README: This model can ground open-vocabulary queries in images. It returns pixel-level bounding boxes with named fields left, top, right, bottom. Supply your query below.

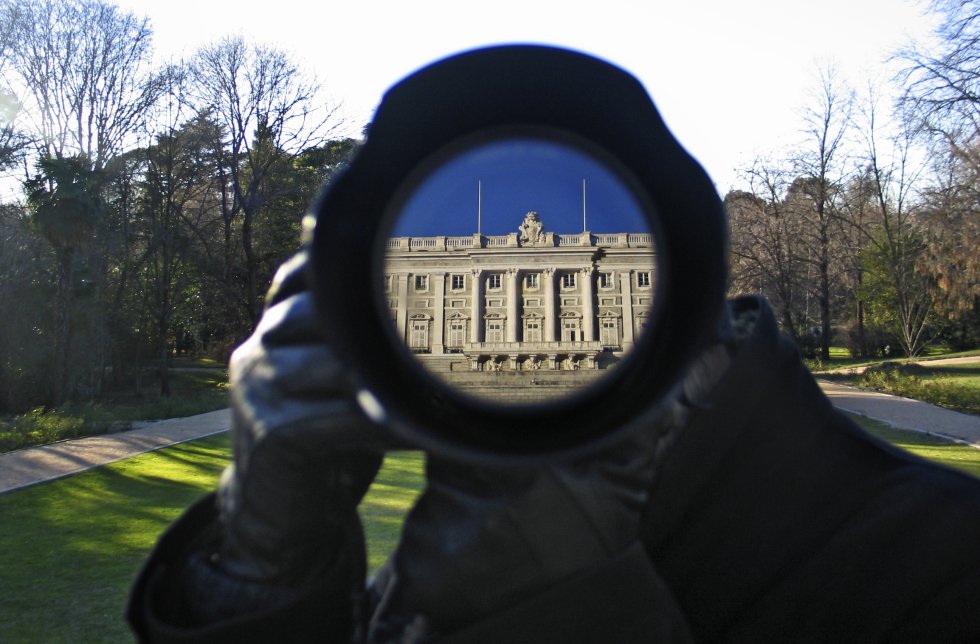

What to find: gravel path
left=818, top=355, right=980, bottom=375
left=817, top=380, right=980, bottom=448
left=0, top=409, right=230, bottom=495
left=2, top=371, right=979, bottom=496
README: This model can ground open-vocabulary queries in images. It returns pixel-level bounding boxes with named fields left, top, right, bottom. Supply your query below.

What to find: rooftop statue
left=518, top=211, right=545, bottom=246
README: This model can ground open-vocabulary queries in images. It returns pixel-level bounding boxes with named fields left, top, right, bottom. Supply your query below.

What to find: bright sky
left=392, top=138, right=649, bottom=237
left=113, top=0, right=939, bottom=195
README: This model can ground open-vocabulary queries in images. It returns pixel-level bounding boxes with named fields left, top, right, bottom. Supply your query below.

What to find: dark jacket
left=128, top=297, right=980, bottom=642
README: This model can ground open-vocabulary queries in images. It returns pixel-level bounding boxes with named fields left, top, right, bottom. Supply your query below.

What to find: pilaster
left=543, top=267, right=556, bottom=342
left=396, top=274, right=409, bottom=344
left=581, top=266, right=595, bottom=342
left=470, top=268, right=484, bottom=342
left=620, top=271, right=634, bottom=350
left=506, top=268, right=520, bottom=342
left=432, top=273, right=446, bottom=354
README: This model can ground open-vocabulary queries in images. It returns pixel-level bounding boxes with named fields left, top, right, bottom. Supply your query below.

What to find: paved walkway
left=2, top=378, right=979, bottom=495
left=817, top=380, right=980, bottom=448
left=0, top=409, right=230, bottom=495
left=819, top=354, right=980, bottom=375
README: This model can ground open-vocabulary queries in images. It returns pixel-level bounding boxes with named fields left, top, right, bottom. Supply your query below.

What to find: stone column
left=506, top=268, right=520, bottom=343
left=581, top=266, right=595, bottom=342
left=432, top=273, right=446, bottom=354
left=470, top=268, right=483, bottom=343
left=620, top=271, right=634, bottom=350
left=543, top=267, right=556, bottom=342
left=396, top=274, right=410, bottom=345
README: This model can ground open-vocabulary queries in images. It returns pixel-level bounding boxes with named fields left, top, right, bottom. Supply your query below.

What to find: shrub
left=840, top=322, right=902, bottom=359
left=857, top=363, right=979, bottom=415
left=0, top=408, right=94, bottom=452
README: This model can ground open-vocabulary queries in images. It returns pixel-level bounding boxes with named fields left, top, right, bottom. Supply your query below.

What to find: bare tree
left=897, top=0, right=980, bottom=349
left=0, top=15, right=26, bottom=171
left=897, top=0, right=980, bottom=168
left=0, top=0, right=166, bottom=169
left=793, top=66, right=854, bottom=360
left=1, top=0, right=167, bottom=402
left=726, top=160, right=809, bottom=343
left=0, top=90, right=28, bottom=171
left=835, top=168, right=880, bottom=356
left=917, top=140, right=980, bottom=348
left=137, top=91, right=225, bottom=396
left=189, top=36, right=343, bottom=327
left=0, top=2, right=11, bottom=158
left=852, top=86, right=933, bottom=357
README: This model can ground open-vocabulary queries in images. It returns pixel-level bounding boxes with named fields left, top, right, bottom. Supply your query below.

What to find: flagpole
left=582, top=178, right=587, bottom=233
left=478, top=179, right=482, bottom=236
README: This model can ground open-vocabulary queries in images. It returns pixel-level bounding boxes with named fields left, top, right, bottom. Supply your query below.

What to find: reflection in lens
left=383, top=138, right=657, bottom=405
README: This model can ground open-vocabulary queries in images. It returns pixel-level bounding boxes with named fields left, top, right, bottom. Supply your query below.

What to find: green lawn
left=1, top=423, right=977, bottom=642
left=360, top=452, right=426, bottom=572
left=848, top=413, right=980, bottom=479
left=0, top=437, right=421, bottom=643
left=920, top=362, right=980, bottom=387
left=809, top=346, right=980, bottom=373
left=0, top=434, right=231, bottom=643
left=820, top=361, right=980, bottom=416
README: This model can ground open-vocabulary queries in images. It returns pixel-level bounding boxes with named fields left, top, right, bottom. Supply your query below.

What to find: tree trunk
left=242, top=209, right=259, bottom=329
left=818, top=222, right=832, bottom=362
left=856, top=299, right=867, bottom=357
left=159, top=311, right=171, bottom=397
left=51, top=249, right=74, bottom=406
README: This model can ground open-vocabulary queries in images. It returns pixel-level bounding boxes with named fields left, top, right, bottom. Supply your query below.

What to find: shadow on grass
left=847, top=414, right=980, bottom=479
left=360, top=451, right=425, bottom=574
left=920, top=363, right=980, bottom=383
left=0, top=434, right=231, bottom=642
left=0, top=437, right=426, bottom=641
left=138, top=442, right=231, bottom=472
left=1, top=420, right=975, bottom=641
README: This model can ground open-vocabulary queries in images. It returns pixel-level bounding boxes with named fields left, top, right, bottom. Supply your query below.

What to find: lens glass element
left=382, top=137, right=657, bottom=405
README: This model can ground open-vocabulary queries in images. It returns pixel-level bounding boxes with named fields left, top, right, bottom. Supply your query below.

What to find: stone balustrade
left=387, top=231, right=653, bottom=252
left=464, top=340, right=602, bottom=353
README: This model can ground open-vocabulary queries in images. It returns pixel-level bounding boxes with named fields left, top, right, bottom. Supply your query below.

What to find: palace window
left=486, top=319, right=504, bottom=343
left=561, top=273, right=576, bottom=289
left=599, top=272, right=614, bottom=289
left=414, top=275, right=429, bottom=291
left=409, top=320, right=429, bottom=352
left=636, top=271, right=651, bottom=288
left=524, top=319, right=542, bottom=343
left=562, top=319, right=581, bottom=342
left=525, top=273, right=539, bottom=289
left=447, top=319, right=466, bottom=350
left=451, top=274, right=465, bottom=290
left=487, top=274, right=502, bottom=290
left=600, top=319, right=619, bottom=348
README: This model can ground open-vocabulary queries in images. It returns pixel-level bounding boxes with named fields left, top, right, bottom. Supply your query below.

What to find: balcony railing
left=462, top=340, right=602, bottom=353
left=387, top=232, right=653, bottom=252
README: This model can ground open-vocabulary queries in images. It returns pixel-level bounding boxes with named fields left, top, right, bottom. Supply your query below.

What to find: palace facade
left=384, top=212, right=656, bottom=384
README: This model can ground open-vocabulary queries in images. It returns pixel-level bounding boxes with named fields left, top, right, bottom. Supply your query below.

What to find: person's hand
left=366, top=332, right=733, bottom=642
left=181, top=252, right=389, bottom=624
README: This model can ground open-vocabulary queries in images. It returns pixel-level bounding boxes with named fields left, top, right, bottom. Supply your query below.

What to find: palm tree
left=25, top=155, right=104, bottom=405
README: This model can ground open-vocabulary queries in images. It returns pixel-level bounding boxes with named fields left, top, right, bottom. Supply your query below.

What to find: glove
left=179, top=252, right=389, bottom=627
left=366, top=324, right=734, bottom=642
left=367, top=444, right=656, bottom=642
